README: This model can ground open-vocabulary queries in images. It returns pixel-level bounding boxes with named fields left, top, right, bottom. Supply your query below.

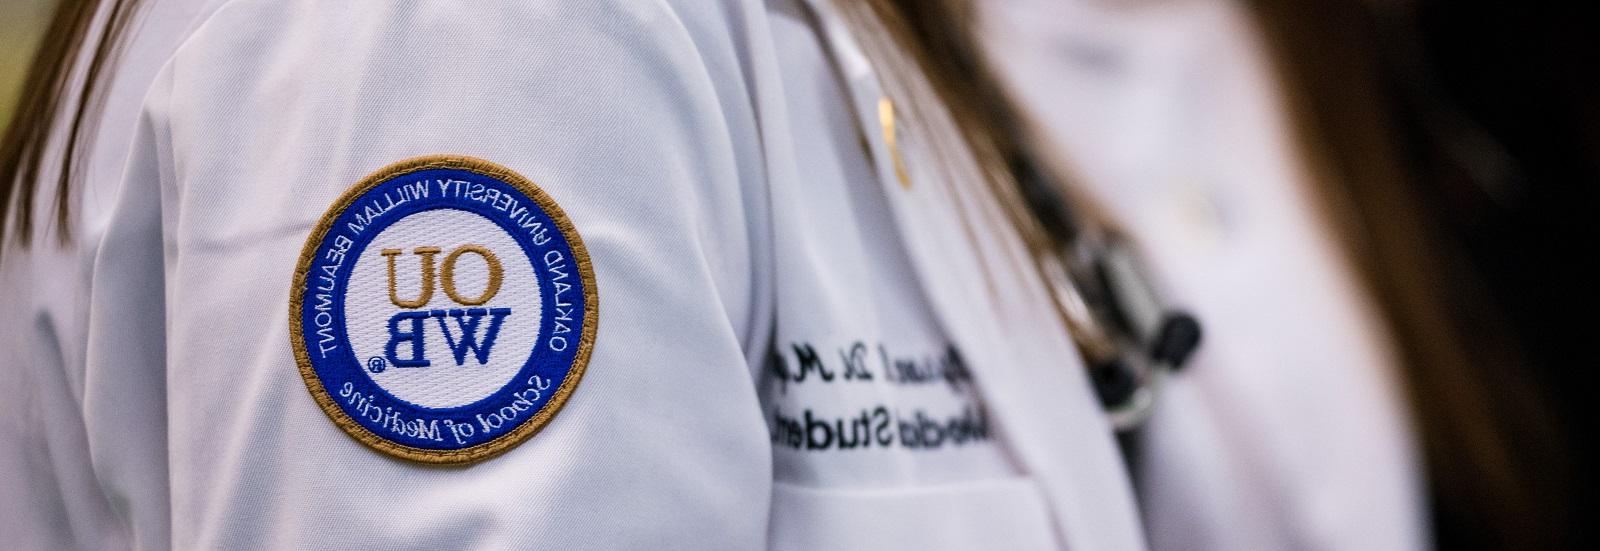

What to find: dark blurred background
left=1386, top=1, right=1596, bottom=545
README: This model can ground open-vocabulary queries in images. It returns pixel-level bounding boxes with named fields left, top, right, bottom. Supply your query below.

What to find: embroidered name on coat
left=290, top=155, right=597, bottom=464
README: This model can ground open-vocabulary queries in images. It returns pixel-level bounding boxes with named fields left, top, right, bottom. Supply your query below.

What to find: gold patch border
left=288, top=154, right=600, bottom=465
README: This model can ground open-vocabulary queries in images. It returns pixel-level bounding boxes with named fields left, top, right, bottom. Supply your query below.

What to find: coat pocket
left=768, top=478, right=1059, bottom=550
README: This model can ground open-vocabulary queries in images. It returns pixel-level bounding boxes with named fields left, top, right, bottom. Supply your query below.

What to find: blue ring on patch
left=290, top=156, right=596, bottom=464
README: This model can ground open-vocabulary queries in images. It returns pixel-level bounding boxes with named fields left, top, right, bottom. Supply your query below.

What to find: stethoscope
left=1015, top=154, right=1202, bottom=430
left=803, top=0, right=1201, bottom=431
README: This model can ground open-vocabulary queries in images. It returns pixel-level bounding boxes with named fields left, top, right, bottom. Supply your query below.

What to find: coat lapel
left=803, top=2, right=1149, bottom=548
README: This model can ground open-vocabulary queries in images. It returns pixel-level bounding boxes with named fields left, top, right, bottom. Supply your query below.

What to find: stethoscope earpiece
left=1151, top=312, right=1202, bottom=370
left=1028, top=156, right=1201, bottom=431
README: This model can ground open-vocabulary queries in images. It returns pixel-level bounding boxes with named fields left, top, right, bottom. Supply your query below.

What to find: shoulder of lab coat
left=87, top=1, right=775, bottom=548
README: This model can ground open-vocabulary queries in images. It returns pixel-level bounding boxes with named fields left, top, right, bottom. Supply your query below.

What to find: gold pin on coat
left=879, top=97, right=912, bottom=189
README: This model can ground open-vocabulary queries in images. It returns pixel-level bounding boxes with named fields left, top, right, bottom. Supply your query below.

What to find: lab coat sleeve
left=86, top=1, right=773, bottom=549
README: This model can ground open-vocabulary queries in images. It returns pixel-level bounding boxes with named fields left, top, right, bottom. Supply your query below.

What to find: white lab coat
left=980, top=0, right=1429, bottom=550
left=2, top=0, right=1144, bottom=549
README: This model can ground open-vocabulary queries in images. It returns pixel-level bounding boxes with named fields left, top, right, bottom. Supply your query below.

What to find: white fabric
left=768, top=480, right=1058, bottom=551
left=1, top=0, right=1149, bottom=549
left=981, top=0, right=1429, bottom=550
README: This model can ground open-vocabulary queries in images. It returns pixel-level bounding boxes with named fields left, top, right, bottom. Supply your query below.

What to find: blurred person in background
left=983, top=0, right=1428, bottom=548
left=980, top=0, right=1589, bottom=549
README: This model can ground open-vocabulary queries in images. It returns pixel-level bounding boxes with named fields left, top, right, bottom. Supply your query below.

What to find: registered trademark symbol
left=367, top=356, right=387, bottom=374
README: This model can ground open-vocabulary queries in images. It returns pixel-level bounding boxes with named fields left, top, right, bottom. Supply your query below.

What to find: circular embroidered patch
left=290, top=155, right=597, bottom=464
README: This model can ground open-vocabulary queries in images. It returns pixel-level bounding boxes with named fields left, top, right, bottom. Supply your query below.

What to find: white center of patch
left=342, top=208, right=542, bottom=409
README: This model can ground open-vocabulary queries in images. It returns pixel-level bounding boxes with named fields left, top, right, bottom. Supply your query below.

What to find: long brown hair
left=0, top=0, right=139, bottom=250
left=848, top=0, right=1056, bottom=255
left=859, top=0, right=1571, bottom=547
left=1248, top=1, right=1575, bottom=547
